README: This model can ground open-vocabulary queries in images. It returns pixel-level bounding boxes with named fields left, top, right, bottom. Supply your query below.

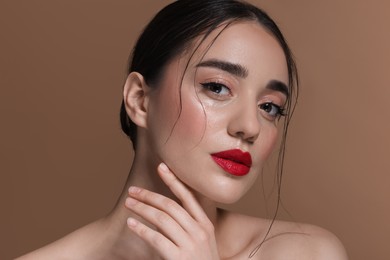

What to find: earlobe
left=123, top=72, right=150, bottom=128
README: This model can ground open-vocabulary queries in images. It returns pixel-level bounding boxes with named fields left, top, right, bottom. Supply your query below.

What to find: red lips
left=211, top=149, right=252, bottom=176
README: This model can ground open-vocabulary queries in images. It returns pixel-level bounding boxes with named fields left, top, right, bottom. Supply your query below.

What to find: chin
left=214, top=195, right=243, bottom=205
left=210, top=195, right=245, bottom=206
left=198, top=182, right=250, bottom=205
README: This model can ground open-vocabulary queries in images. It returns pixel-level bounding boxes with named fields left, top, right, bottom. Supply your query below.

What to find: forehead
left=185, top=21, right=289, bottom=85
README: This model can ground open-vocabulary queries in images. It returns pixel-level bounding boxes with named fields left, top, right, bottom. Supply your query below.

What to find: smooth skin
left=17, top=22, right=348, bottom=260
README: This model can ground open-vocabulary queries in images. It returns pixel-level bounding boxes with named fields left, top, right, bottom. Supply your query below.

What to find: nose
left=227, top=103, right=261, bottom=143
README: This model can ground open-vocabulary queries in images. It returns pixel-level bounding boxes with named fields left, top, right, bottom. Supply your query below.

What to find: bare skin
left=17, top=165, right=347, bottom=260
left=17, top=22, right=348, bottom=260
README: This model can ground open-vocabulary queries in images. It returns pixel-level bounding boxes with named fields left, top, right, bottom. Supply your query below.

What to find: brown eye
left=259, top=102, right=285, bottom=118
left=200, top=82, right=230, bottom=95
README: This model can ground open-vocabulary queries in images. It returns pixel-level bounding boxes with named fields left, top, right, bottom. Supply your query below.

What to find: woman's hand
left=124, top=163, right=220, bottom=260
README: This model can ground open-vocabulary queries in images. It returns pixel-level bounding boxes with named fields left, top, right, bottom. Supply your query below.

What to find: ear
left=123, top=72, right=150, bottom=129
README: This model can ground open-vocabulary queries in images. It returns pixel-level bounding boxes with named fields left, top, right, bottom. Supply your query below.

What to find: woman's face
left=145, top=21, right=289, bottom=204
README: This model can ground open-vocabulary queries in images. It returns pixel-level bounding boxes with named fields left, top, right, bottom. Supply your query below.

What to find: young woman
left=18, top=0, right=348, bottom=259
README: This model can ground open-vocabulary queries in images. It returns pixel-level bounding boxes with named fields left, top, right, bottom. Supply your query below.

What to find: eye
left=259, top=102, right=286, bottom=119
left=200, top=82, right=231, bottom=96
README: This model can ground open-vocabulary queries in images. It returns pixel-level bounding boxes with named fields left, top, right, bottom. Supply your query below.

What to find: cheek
left=156, top=97, right=208, bottom=183
left=170, top=95, right=207, bottom=147
left=259, top=128, right=279, bottom=160
left=148, top=84, right=207, bottom=153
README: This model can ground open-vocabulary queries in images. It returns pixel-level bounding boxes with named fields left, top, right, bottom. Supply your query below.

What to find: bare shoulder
left=299, top=223, right=348, bottom=259
left=15, top=220, right=107, bottom=260
left=261, top=220, right=348, bottom=260
left=16, top=235, right=77, bottom=260
left=16, top=240, right=70, bottom=260
left=16, top=230, right=89, bottom=260
left=219, top=210, right=348, bottom=260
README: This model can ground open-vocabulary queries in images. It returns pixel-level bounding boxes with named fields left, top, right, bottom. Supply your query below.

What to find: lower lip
left=211, top=156, right=250, bottom=176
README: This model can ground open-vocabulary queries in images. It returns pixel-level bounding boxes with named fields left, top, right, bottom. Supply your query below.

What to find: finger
left=157, top=163, right=212, bottom=225
left=127, top=217, right=178, bottom=259
left=125, top=196, right=189, bottom=246
left=127, top=186, right=198, bottom=236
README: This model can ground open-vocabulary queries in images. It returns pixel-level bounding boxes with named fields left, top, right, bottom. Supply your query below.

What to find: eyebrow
left=196, top=58, right=289, bottom=97
left=266, top=80, right=290, bottom=98
left=196, top=59, right=249, bottom=78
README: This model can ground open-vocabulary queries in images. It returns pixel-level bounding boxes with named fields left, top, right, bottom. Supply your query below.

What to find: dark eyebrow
left=196, top=59, right=248, bottom=78
left=196, top=59, right=289, bottom=97
left=266, top=80, right=289, bottom=98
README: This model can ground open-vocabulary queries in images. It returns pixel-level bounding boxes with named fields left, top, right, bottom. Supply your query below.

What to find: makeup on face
left=211, top=149, right=252, bottom=176
left=145, top=21, right=289, bottom=203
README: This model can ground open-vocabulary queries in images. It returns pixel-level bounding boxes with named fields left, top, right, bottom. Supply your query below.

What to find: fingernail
left=128, top=186, right=141, bottom=194
left=127, top=217, right=138, bottom=227
left=159, top=162, right=169, bottom=172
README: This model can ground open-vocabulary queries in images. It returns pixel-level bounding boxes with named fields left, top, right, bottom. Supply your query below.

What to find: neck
left=103, top=148, right=219, bottom=259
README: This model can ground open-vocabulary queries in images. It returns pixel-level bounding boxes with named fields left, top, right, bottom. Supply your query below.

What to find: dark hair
left=119, top=0, right=298, bottom=257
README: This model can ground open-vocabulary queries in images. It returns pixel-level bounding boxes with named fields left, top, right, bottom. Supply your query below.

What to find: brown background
left=1, top=0, right=389, bottom=259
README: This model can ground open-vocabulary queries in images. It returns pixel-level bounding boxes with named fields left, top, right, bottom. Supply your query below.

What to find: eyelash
left=259, top=102, right=286, bottom=119
left=200, top=81, right=286, bottom=118
left=200, top=82, right=231, bottom=95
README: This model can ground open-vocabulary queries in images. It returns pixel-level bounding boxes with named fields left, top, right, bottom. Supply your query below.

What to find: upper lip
left=211, top=149, right=252, bottom=167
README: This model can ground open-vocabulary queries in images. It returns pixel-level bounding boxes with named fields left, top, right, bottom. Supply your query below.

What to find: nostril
left=227, top=108, right=261, bottom=142
left=233, top=130, right=258, bottom=144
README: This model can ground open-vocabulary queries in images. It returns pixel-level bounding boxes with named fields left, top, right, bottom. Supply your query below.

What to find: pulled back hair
left=120, top=0, right=298, bottom=147
left=120, top=0, right=298, bottom=257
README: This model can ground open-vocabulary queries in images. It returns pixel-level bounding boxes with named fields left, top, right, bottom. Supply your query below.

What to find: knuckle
left=141, top=190, right=153, bottom=201
left=138, top=189, right=157, bottom=203
left=204, top=220, right=215, bottom=233
left=167, top=176, right=184, bottom=190
left=196, top=229, right=210, bottom=242
left=166, top=177, right=179, bottom=189
left=156, top=211, right=169, bottom=224
left=185, top=190, right=197, bottom=203
left=138, top=225, right=148, bottom=237
left=150, top=233, right=163, bottom=247
left=166, top=198, right=178, bottom=208
left=194, top=222, right=215, bottom=243
left=161, top=197, right=179, bottom=210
